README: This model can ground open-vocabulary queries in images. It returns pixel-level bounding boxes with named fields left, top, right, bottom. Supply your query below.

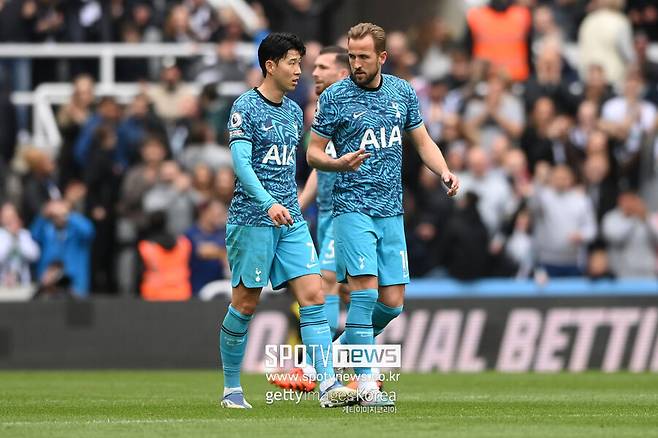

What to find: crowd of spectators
left=1, top=0, right=657, bottom=299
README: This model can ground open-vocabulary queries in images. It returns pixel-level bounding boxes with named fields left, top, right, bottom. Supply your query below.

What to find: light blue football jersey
left=311, top=74, right=423, bottom=217
left=316, top=141, right=337, bottom=214
left=227, top=88, right=304, bottom=226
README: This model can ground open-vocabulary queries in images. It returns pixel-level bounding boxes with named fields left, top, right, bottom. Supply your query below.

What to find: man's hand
left=336, top=148, right=371, bottom=171
left=441, top=171, right=460, bottom=197
left=268, top=203, right=293, bottom=227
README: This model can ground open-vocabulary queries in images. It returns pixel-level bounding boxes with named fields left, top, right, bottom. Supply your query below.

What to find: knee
left=231, top=299, right=258, bottom=316
left=300, top=288, right=324, bottom=306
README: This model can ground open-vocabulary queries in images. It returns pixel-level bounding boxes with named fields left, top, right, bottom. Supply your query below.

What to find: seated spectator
left=0, top=202, right=40, bottom=288
left=30, top=200, right=95, bottom=296
left=33, top=261, right=74, bottom=300
left=580, top=64, right=614, bottom=109
left=138, top=211, right=191, bottom=301
left=530, top=164, right=597, bottom=277
left=602, top=190, right=658, bottom=278
left=185, top=200, right=228, bottom=296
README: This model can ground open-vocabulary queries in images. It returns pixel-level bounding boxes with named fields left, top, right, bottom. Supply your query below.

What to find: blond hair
left=347, top=22, right=386, bottom=53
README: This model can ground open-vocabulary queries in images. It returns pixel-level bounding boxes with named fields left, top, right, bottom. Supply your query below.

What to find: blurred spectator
left=503, top=205, right=534, bottom=278
left=0, top=78, right=18, bottom=168
left=213, top=166, right=234, bottom=205
left=458, top=147, right=515, bottom=239
left=583, top=152, right=619, bottom=224
left=531, top=5, right=564, bottom=56
left=138, top=211, right=191, bottom=301
left=581, top=64, right=615, bottom=109
left=21, top=148, right=61, bottom=226
left=116, top=136, right=167, bottom=295
left=184, top=199, right=227, bottom=296
left=0, top=202, right=39, bottom=287
left=32, top=260, right=73, bottom=299
left=520, top=96, right=556, bottom=172
left=412, top=166, right=454, bottom=275
left=600, top=70, right=656, bottom=187
left=586, top=241, right=616, bottom=280
left=57, top=74, right=95, bottom=187
left=163, top=4, right=194, bottom=42
left=436, top=191, right=490, bottom=280
left=143, top=160, right=196, bottom=236
left=148, top=62, right=196, bottom=124
left=578, top=0, right=635, bottom=86
left=116, top=93, right=168, bottom=168
left=31, top=199, right=94, bottom=296
left=463, top=71, right=524, bottom=153
left=627, top=0, right=658, bottom=41
left=31, top=0, right=66, bottom=85
left=602, top=190, right=658, bottom=278
left=414, top=17, right=452, bottom=81
left=524, top=43, right=579, bottom=115
left=184, top=0, right=218, bottom=42
left=465, top=0, right=531, bottom=82
left=634, top=32, right=658, bottom=101
left=189, top=163, right=214, bottom=202
left=73, top=96, right=122, bottom=169
left=529, top=164, right=597, bottom=277
left=177, top=120, right=232, bottom=172
left=0, top=0, right=35, bottom=132
left=84, top=123, right=121, bottom=293
left=569, top=99, right=599, bottom=152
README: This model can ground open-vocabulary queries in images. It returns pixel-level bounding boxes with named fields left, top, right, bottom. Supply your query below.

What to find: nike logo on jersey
left=306, top=263, right=318, bottom=269
left=262, top=124, right=275, bottom=131
left=353, top=111, right=367, bottom=119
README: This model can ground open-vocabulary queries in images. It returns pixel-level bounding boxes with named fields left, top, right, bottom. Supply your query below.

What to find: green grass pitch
left=1, top=371, right=658, bottom=437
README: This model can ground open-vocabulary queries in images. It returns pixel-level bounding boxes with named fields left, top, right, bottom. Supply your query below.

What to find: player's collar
left=253, top=87, right=283, bottom=107
left=350, top=73, right=383, bottom=92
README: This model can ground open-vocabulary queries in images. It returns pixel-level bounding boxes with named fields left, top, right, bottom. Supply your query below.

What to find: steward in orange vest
left=138, top=212, right=192, bottom=301
left=466, top=1, right=532, bottom=82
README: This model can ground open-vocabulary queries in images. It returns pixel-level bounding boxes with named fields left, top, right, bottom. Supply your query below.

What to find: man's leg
left=373, top=285, right=405, bottom=337
left=220, top=284, right=261, bottom=408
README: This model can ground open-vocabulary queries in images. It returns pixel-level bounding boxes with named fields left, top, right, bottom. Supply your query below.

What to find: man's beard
left=351, top=69, right=378, bottom=87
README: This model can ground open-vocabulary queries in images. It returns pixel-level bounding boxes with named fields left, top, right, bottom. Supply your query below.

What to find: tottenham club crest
left=230, top=112, right=243, bottom=128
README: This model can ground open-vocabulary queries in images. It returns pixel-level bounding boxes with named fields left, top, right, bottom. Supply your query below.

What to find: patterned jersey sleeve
left=227, top=98, right=253, bottom=146
left=404, top=82, right=424, bottom=131
left=311, top=89, right=340, bottom=139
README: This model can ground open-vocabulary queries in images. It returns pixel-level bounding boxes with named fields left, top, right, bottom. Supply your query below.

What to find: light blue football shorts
left=333, top=212, right=409, bottom=286
left=226, top=221, right=321, bottom=290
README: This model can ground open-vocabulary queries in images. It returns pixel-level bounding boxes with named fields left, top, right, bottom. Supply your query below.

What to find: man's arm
left=299, top=169, right=318, bottom=211
left=307, top=131, right=370, bottom=172
left=231, top=140, right=292, bottom=226
left=408, top=124, right=459, bottom=197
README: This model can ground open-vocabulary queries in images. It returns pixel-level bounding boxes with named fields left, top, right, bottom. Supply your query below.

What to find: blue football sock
left=299, top=304, right=335, bottom=389
left=220, top=305, right=252, bottom=389
left=324, top=294, right=340, bottom=340
left=372, top=302, right=403, bottom=337
left=344, top=288, right=378, bottom=376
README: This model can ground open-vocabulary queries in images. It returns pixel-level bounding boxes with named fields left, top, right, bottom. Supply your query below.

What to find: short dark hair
left=258, top=32, right=306, bottom=77
left=319, top=45, right=350, bottom=70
